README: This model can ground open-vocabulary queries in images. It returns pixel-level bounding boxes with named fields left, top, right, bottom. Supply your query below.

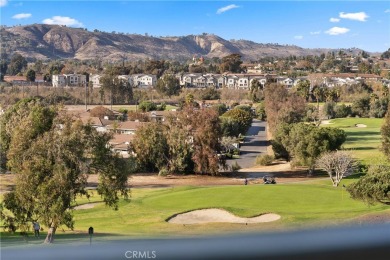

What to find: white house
left=133, top=74, right=157, bottom=87
left=52, top=74, right=87, bottom=87
left=90, top=74, right=102, bottom=88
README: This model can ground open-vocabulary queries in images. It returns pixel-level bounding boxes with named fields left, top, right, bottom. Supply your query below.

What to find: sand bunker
left=74, top=202, right=101, bottom=210
left=321, top=120, right=333, bottom=125
left=355, top=124, right=367, bottom=128
left=168, top=209, right=281, bottom=224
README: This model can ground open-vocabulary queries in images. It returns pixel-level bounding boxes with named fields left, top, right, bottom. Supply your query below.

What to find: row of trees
left=131, top=105, right=223, bottom=175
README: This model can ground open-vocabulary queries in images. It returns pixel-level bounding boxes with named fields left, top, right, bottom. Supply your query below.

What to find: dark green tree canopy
left=347, top=164, right=390, bottom=205
left=26, top=69, right=36, bottom=82
left=156, top=74, right=181, bottom=97
left=7, top=53, right=27, bottom=75
left=219, top=54, right=243, bottom=73
left=0, top=99, right=131, bottom=243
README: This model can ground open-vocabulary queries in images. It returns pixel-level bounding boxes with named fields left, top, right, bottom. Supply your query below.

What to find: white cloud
left=12, top=13, right=32, bottom=19
left=339, top=12, right=369, bottom=22
left=42, top=16, right=84, bottom=27
left=330, top=17, right=340, bottom=23
left=325, top=27, right=350, bottom=35
left=385, top=9, right=390, bottom=13
left=294, top=35, right=303, bottom=40
left=217, top=4, right=239, bottom=14
left=0, top=0, right=8, bottom=7
left=310, top=31, right=321, bottom=35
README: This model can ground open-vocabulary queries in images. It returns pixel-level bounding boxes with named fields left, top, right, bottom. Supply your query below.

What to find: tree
left=26, top=69, right=36, bottom=82
left=249, top=79, right=263, bottom=102
left=221, top=108, right=253, bottom=136
left=273, top=123, right=346, bottom=172
left=131, top=122, right=169, bottom=172
left=351, top=96, right=371, bottom=117
left=347, top=164, right=390, bottom=205
left=219, top=54, right=243, bottom=73
left=7, top=53, right=27, bottom=75
left=188, top=107, right=221, bottom=175
left=264, top=83, right=306, bottom=134
left=294, top=80, right=311, bottom=101
left=155, top=74, right=181, bottom=97
left=138, top=101, right=157, bottom=112
left=382, top=105, right=390, bottom=160
left=164, top=115, right=194, bottom=174
left=316, top=151, right=356, bottom=186
left=89, top=106, right=115, bottom=119
left=0, top=99, right=130, bottom=243
left=0, top=59, right=7, bottom=79
left=323, top=102, right=336, bottom=119
left=381, top=48, right=390, bottom=59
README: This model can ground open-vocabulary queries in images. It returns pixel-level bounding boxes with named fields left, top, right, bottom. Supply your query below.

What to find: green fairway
left=322, top=118, right=385, bottom=163
left=2, top=182, right=388, bottom=246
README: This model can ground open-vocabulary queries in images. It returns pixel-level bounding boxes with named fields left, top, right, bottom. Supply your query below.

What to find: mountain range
left=1, top=24, right=366, bottom=62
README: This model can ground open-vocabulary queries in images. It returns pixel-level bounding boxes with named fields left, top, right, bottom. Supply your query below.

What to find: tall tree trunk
left=44, top=226, right=56, bottom=244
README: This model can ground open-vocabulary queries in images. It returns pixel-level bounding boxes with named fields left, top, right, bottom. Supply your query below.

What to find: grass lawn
left=322, top=118, right=386, bottom=163
left=2, top=183, right=388, bottom=247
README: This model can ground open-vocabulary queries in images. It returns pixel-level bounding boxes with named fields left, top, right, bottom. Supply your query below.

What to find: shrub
left=256, top=154, right=274, bottom=166
left=139, top=101, right=157, bottom=112
left=157, top=102, right=166, bottom=111
left=335, top=104, right=352, bottom=118
left=199, top=88, right=220, bottom=100
left=255, top=102, right=266, bottom=120
left=231, top=161, right=241, bottom=172
left=158, top=167, right=169, bottom=176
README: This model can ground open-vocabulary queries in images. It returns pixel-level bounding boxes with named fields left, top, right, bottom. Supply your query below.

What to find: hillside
left=1, top=24, right=365, bottom=62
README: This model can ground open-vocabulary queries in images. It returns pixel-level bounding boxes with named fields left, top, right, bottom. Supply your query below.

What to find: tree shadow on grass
left=0, top=231, right=124, bottom=247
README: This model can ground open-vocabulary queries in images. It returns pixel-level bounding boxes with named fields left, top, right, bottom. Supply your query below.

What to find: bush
left=212, top=103, right=228, bottom=116
left=255, top=102, right=266, bottom=121
left=199, top=88, right=220, bottom=100
left=139, top=101, right=157, bottom=112
left=335, top=104, right=352, bottom=118
left=231, top=161, right=241, bottom=172
left=256, top=154, right=274, bottom=166
left=323, top=102, right=336, bottom=119
left=157, top=102, right=166, bottom=111
left=158, top=167, right=169, bottom=176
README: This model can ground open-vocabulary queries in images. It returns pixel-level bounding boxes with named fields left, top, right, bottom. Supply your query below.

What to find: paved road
left=226, top=119, right=268, bottom=169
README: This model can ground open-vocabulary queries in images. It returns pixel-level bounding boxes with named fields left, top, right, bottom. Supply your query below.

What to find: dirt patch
left=355, top=124, right=367, bottom=128
left=168, top=208, right=281, bottom=224
left=74, top=202, right=101, bottom=210
left=321, top=120, right=333, bottom=125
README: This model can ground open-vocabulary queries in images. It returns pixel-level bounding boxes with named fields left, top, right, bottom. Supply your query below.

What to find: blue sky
left=1, top=1, right=389, bottom=52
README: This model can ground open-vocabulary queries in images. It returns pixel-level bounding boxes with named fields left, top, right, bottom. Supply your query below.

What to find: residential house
left=90, top=74, right=102, bottom=88
left=52, top=74, right=87, bottom=87
left=106, top=120, right=145, bottom=135
left=109, top=134, right=135, bottom=158
left=132, top=74, right=157, bottom=88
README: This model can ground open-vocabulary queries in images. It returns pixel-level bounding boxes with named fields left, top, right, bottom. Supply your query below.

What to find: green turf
left=322, top=118, right=385, bottom=163
left=2, top=183, right=387, bottom=246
